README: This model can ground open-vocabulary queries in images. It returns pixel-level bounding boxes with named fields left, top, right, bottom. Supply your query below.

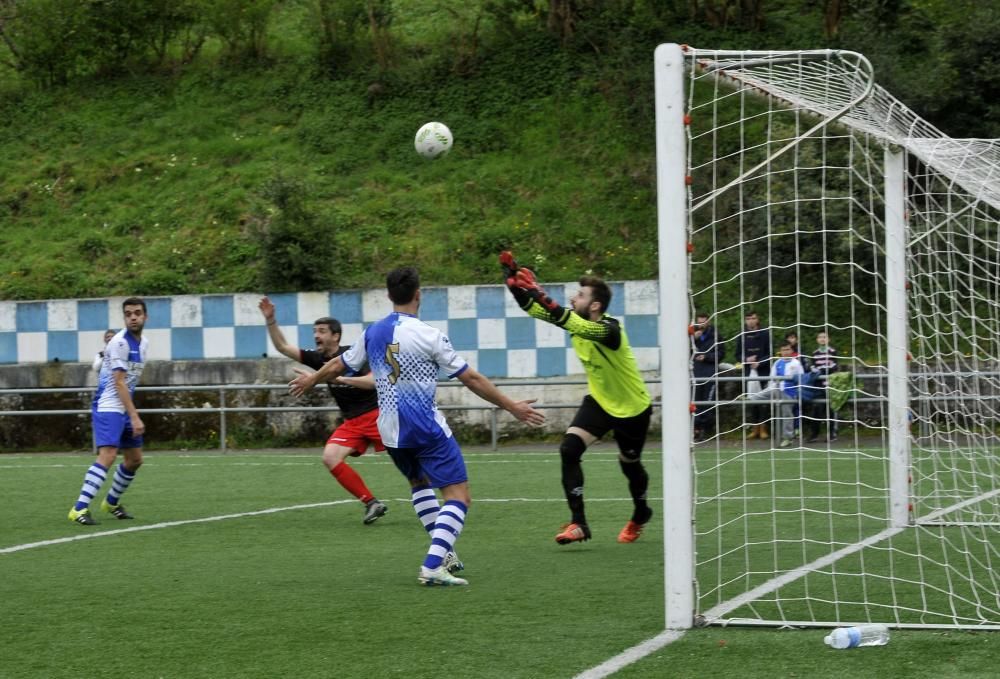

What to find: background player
left=91, top=328, right=117, bottom=372
left=68, top=298, right=149, bottom=525
left=501, top=252, right=654, bottom=545
left=259, top=297, right=388, bottom=524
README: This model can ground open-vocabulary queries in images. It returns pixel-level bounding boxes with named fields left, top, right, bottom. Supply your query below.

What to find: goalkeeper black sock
left=620, top=459, right=651, bottom=523
left=560, top=434, right=588, bottom=525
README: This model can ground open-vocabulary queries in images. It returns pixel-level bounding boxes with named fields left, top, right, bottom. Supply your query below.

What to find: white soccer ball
left=414, top=122, right=453, bottom=159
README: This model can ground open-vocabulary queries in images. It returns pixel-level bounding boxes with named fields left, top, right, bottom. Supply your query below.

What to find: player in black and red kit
left=259, top=297, right=388, bottom=524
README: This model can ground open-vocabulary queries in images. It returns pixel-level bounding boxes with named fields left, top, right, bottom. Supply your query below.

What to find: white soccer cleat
left=418, top=565, right=468, bottom=586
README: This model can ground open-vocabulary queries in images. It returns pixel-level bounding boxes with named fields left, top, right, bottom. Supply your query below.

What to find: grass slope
left=0, top=26, right=657, bottom=301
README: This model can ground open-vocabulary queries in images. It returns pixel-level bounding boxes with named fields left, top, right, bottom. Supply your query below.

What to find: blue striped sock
left=411, top=485, right=440, bottom=534
left=105, top=464, right=136, bottom=506
left=423, top=500, right=467, bottom=571
left=74, top=462, right=108, bottom=511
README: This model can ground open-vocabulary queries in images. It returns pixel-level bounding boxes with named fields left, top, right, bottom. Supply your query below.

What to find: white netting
left=680, top=46, right=1000, bottom=629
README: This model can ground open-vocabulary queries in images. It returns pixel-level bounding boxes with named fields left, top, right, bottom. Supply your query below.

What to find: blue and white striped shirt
left=342, top=312, right=468, bottom=448
left=93, top=329, right=147, bottom=413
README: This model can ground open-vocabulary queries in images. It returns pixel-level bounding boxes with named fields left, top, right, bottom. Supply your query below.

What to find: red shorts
left=326, top=408, right=385, bottom=456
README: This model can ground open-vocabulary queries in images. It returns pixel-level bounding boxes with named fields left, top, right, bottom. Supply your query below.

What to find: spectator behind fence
left=747, top=341, right=803, bottom=448
left=692, top=311, right=725, bottom=442
left=784, top=330, right=810, bottom=372
left=734, top=310, right=772, bottom=440
left=784, top=330, right=809, bottom=435
left=806, top=331, right=840, bottom=442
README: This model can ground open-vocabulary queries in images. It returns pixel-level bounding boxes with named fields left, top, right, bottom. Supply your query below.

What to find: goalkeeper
left=500, top=252, right=654, bottom=544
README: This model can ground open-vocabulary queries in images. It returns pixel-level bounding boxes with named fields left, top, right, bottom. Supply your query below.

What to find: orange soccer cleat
left=618, top=508, right=654, bottom=543
left=617, top=520, right=645, bottom=543
left=555, top=522, right=591, bottom=545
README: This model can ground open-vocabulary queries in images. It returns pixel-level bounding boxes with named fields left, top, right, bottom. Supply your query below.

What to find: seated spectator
left=748, top=341, right=803, bottom=448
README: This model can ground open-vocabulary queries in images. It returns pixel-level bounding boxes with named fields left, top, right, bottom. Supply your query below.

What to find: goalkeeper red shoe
left=618, top=507, right=653, bottom=543
left=554, top=522, right=591, bottom=545
left=617, top=520, right=644, bottom=543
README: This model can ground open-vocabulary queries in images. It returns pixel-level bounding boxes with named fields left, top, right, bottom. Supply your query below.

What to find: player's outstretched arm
left=499, top=251, right=566, bottom=321
left=499, top=252, right=622, bottom=346
left=258, top=296, right=301, bottom=361
left=456, top=366, right=545, bottom=426
left=336, top=374, right=375, bottom=390
left=288, top=356, right=347, bottom=397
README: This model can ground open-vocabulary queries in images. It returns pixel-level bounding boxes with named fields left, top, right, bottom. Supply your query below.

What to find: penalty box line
left=1, top=496, right=650, bottom=555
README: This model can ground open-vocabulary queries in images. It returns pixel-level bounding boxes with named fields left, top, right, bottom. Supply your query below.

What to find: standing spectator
left=258, top=296, right=388, bottom=525
left=692, top=312, right=725, bottom=442
left=91, top=329, right=117, bottom=372
left=289, top=267, right=544, bottom=586
left=806, top=330, right=840, bottom=442
left=748, top=341, right=803, bottom=448
left=69, top=299, right=148, bottom=525
left=734, top=310, right=772, bottom=440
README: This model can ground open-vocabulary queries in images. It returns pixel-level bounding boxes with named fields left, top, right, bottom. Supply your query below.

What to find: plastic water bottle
left=824, top=624, right=890, bottom=649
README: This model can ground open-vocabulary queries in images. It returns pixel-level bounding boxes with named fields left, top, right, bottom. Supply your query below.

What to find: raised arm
left=500, top=252, right=621, bottom=349
left=258, top=296, right=301, bottom=361
left=456, top=366, right=545, bottom=426
left=336, top=373, right=375, bottom=390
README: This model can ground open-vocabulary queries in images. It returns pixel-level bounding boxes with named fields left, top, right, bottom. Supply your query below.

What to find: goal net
left=654, top=44, right=1000, bottom=630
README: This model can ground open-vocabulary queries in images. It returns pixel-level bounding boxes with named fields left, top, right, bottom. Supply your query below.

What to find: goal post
left=653, top=42, right=695, bottom=631
left=884, top=147, right=911, bottom=530
left=654, top=44, right=1000, bottom=630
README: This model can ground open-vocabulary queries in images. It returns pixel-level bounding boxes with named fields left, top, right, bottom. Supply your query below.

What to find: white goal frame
left=655, top=43, right=1000, bottom=631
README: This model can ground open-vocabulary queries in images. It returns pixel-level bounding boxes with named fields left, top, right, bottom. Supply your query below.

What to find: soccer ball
left=414, top=122, right=452, bottom=159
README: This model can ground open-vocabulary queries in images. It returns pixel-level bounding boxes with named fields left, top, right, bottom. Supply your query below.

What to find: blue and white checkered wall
left=0, top=281, right=660, bottom=377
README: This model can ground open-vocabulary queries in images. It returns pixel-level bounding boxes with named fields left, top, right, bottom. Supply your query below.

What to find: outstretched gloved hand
left=499, top=251, right=520, bottom=288
left=513, top=267, right=560, bottom=312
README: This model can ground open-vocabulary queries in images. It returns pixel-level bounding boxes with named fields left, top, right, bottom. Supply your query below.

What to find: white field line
left=0, top=461, right=561, bottom=469
left=0, top=449, right=644, bottom=462
left=0, top=450, right=639, bottom=469
left=0, top=500, right=354, bottom=555
left=0, top=496, right=649, bottom=556
left=573, top=630, right=686, bottom=679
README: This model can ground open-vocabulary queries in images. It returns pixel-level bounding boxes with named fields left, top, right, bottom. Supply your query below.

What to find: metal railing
left=0, top=380, right=604, bottom=452
left=1, top=370, right=993, bottom=452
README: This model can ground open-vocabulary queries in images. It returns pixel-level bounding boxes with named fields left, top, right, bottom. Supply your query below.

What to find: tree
left=0, top=0, right=94, bottom=86
left=201, top=0, right=276, bottom=62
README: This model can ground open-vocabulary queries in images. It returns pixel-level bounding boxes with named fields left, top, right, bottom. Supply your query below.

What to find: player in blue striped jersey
left=290, top=267, right=545, bottom=585
left=68, top=298, right=149, bottom=525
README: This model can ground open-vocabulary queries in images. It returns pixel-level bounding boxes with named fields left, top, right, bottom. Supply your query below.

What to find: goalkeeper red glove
left=514, top=268, right=560, bottom=312
left=499, top=251, right=520, bottom=287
